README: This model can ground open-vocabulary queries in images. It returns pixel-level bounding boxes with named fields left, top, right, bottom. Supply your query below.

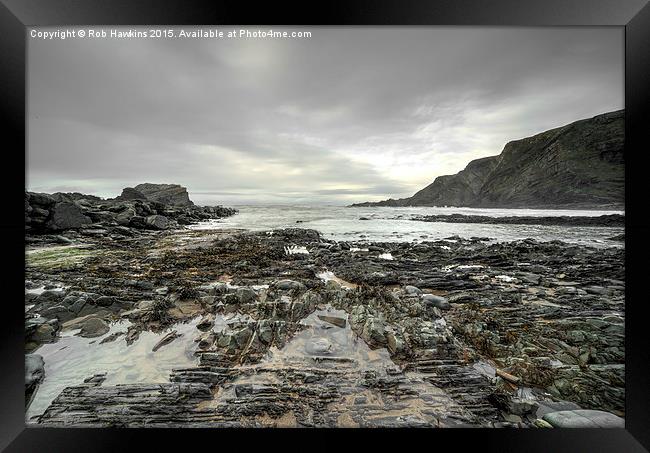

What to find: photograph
left=24, top=25, right=626, bottom=428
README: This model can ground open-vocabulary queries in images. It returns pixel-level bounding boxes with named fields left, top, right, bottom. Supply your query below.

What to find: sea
left=189, top=205, right=625, bottom=248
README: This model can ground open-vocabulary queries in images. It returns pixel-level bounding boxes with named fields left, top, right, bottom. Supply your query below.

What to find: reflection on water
left=260, top=307, right=395, bottom=371
left=211, top=306, right=398, bottom=404
left=204, top=306, right=471, bottom=426
left=27, top=318, right=202, bottom=422
left=189, top=205, right=624, bottom=247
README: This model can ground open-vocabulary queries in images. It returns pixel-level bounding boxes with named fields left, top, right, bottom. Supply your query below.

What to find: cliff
left=352, top=110, right=624, bottom=209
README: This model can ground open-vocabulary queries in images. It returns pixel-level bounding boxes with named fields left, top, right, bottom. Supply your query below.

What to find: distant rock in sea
left=114, top=187, right=148, bottom=202
left=132, top=183, right=194, bottom=207
left=352, top=110, right=624, bottom=209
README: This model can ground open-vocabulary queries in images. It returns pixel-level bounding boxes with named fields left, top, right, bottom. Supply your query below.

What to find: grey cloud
left=28, top=27, right=623, bottom=205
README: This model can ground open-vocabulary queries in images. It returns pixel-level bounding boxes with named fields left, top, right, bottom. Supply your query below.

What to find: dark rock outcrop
left=352, top=110, right=624, bottom=209
left=25, top=183, right=237, bottom=235
left=45, top=202, right=92, bottom=231
left=133, top=183, right=194, bottom=207
left=114, top=187, right=147, bottom=202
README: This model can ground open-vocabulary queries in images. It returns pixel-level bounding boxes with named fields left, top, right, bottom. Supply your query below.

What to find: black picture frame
left=1, top=0, right=648, bottom=451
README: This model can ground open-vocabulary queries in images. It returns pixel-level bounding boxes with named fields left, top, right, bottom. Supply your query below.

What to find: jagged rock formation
left=410, top=156, right=499, bottom=207
left=25, top=183, right=236, bottom=235
left=352, top=110, right=624, bottom=209
left=132, top=183, right=194, bottom=207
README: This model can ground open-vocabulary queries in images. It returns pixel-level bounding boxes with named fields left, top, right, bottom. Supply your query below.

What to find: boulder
left=507, top=397, right=539, bottom=416
left=25, top=315, right=47, bottom=332
left=129, top=216, right=147, bottom=228
left=77, top=317, right=110, bottom=338
left=236, top=287, right=257, bottom=304
left=30, top=323, right=57, bottom=343
left=46, top=202, right=92, bottom=231
left=39, top=304, right=75, bottom=321
left=542, top=410, right=624, bottom=428
left=145, top=215, right=171, bottom=230
left=115, top=207, right=137, bottom=226
left=405, top=285, right=422, bottom=295
left=70, top=297, right=88, bottom=314
left=274, top=279, right=303, bottom=291
left=422, top=294, right=450, bottom=310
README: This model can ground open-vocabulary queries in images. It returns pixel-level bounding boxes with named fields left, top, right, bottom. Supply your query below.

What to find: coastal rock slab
left=542, top=410, right=624, bottom=428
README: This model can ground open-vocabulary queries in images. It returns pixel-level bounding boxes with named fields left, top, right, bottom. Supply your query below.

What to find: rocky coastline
left=24, top=190, right=625, bottom=428
left=352, top=110, right=624, bottom=209
left=25, top=183, right=237, bottom=240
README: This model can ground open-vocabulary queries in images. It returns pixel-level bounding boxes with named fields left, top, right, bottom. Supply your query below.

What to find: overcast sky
left=27, top=27, right=623, bottom=205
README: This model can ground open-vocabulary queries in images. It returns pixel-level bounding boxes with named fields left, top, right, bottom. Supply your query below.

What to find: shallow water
left=27, top=317, right=202, bottom=422
left=215, top=306, right=398, bottom=400
left=260, top=306, right=395, bottom=371
left=206, top=306, right=471, bottom=427
left=190, top=205, right=624, bottom=247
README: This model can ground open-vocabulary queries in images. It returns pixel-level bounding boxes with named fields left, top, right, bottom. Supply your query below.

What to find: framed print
left=1, top=0, right=649, bottom=451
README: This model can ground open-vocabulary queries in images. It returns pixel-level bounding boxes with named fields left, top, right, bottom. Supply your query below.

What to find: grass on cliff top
left=26, top=245, right=96, bottom=270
